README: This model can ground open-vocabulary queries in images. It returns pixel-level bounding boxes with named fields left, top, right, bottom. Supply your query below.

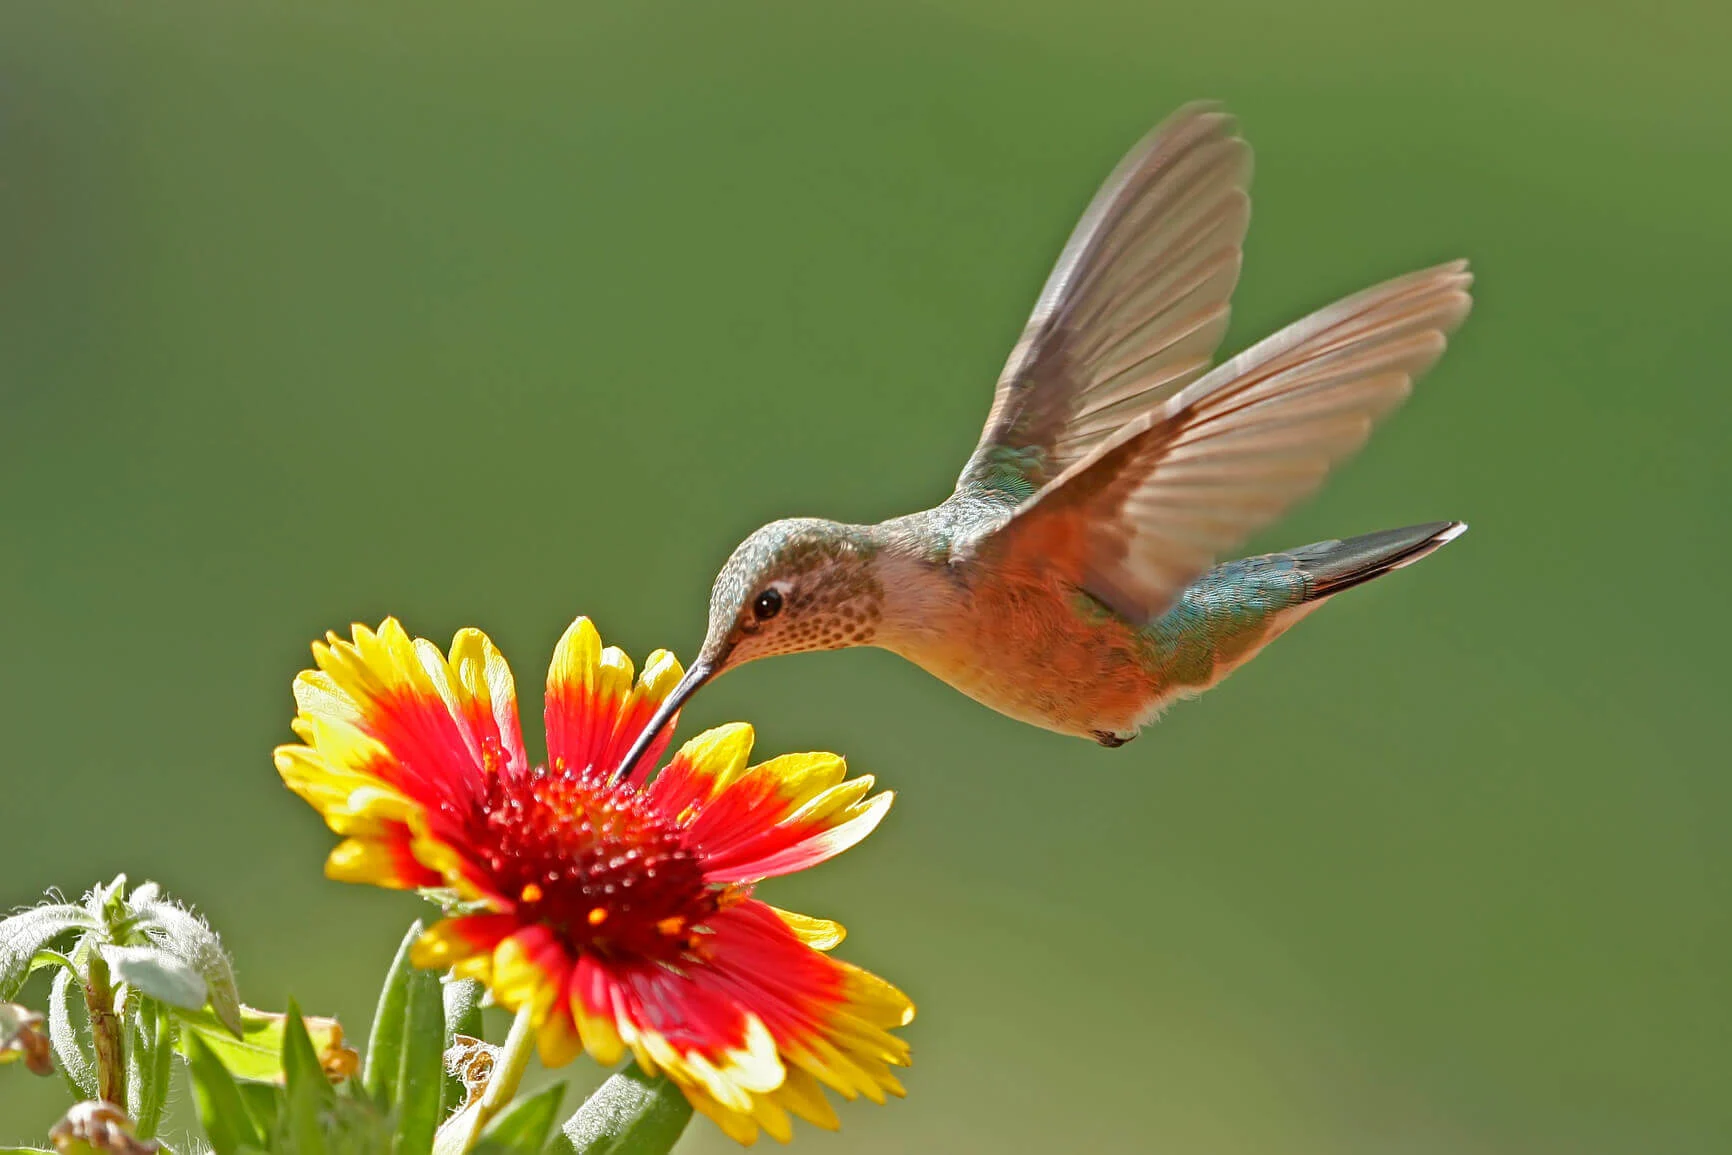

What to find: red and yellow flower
left=275, top=616, right=912, bottom=1143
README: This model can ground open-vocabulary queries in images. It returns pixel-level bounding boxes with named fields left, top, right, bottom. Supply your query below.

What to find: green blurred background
left=4, top=1, right=1728, bottom=1150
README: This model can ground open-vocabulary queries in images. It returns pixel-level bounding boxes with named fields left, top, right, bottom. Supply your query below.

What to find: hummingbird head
left=611, top=519, right=883, bottom=779
left=694, top=517, right=885, bottom=674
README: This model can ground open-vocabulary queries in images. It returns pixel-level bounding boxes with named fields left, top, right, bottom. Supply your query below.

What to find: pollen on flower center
left=470, top=764, right=719, bottom=962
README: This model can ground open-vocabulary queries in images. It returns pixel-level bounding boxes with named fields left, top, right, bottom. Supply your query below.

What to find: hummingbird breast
left=872, top=548, right=1319, bottom=741
left=877, top=566, right=1160, bottom=738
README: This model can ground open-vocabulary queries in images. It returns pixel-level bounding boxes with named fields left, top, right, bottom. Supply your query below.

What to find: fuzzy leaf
left=185, top=1031, right=264, bottom=1155
left=100, top=944, right=207, bottom=1013
left=0, top=904, right=96, bottom=1000
left=364, top=921, right=423, bottom=1108
left=47, top=967, right=96, bottom=1099
left=131, top=896, right=244, bottom=1037
left=440, top=979, right=485, bottom=1042
left=554, top=1063, right=693, bottom=1155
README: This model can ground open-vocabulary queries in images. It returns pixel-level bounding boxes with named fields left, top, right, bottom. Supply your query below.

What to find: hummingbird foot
left=1091, top=729, right=1136, bottom=748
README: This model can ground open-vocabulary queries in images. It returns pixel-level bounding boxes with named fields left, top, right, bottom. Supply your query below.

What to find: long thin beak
left=611, top=658, right=716, bottom=782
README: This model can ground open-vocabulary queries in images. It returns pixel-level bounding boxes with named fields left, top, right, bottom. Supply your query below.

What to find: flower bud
left=47, top=1101, right=159, bottom=1154
left=0, top=1002, right=52, bottom=1077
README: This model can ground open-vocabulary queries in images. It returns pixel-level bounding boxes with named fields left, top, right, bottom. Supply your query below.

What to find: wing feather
left=976, top=261, right=1473, bottom=623
left=957, top=104, right=1253, bottom=496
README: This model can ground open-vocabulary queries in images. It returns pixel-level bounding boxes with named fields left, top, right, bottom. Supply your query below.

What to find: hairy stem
left=81, top=952, right=125, bottom=1106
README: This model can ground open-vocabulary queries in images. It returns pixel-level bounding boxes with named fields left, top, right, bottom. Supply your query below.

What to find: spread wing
left=973, top=261, right=1473, bottom=624
left=956, top=103, right=1253, bottom=499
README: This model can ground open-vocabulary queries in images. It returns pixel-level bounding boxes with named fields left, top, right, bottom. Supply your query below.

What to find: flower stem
left=463, top=1004, right=536, bottom=1149
left=81, top=952, right=125, bottom=1106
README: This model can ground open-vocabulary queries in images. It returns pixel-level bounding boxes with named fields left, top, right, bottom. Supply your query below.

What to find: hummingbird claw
left=1092, top=730, right=1135, bottom=748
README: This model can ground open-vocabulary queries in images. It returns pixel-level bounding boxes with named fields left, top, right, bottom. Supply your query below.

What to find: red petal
left=682, top=902, right=846, bottom=1040
left=545, top=619, right=631, bottom=776
left=675, top=767, right=891, bottom=883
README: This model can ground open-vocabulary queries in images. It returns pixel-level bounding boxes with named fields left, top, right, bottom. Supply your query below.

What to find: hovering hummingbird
left=618, top=103, right=1471, bottom=772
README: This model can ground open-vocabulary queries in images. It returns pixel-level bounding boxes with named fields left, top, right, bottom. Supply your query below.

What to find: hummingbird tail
left=1291, top=521, right=1467, bottom=600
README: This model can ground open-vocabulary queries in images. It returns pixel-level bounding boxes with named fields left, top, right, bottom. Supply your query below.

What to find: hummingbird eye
left=751, top=588, right=784, bottom=622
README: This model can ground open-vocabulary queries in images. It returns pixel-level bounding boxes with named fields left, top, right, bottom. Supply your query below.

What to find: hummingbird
left=617, top=102, right=1471, bottom=773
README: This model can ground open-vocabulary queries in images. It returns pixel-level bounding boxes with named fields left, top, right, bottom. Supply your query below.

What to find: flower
left=275, top=617, right=913, bottom=1143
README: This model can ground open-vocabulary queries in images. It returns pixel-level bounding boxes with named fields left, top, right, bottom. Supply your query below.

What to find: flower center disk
left=473, top=765, right=717, bottom=962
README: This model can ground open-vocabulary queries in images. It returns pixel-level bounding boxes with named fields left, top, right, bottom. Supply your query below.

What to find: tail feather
left=1291, top=521, right=1466, bottom=599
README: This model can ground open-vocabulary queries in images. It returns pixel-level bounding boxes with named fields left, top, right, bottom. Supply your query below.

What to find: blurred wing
left=978, top=262, right=1473, bottom=624
left=956, top=104, right=1253, bottom=499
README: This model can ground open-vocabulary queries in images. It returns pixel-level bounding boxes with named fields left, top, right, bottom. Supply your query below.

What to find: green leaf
left=440, top=978, right=485, bottom=1118
left=26, top=948, right=78, bottom=982
left=281, top=997, right=335, bottom=1105
left=474, top=1082, right=566, bottom=1154
left=86, top=874, right=130, bottom=931
left=286, top=1074, right=332, bottom=1155
left=130, top=896, right=244, bottom=1037
left=125, top=994, right=151, bottom=1126
left=100, top=944, right=207, bottom=1012
left=125, top=998, right=175, bottom=1138
left=0, top=1147, right=56, bottom=1153
left=174, top=1003, right=352, bottom=1085
left=289, top=1094, right=395, bottom=1155
left=283, top=998, right=332, bottom=1155
left=47, top=966, right=96, bottom=1098
left=148, top=1001, right=175, bottom=1134
left=554, top=1063, right=693, bottom=1155
left=392, top=966, right=447, bottom=1155
left=0, top=904, right=96, bottom=1000
left=185, top=1031, right=264, bottom=1155
left=240, top=1083, right=281, bottom=1135
left=364, top=921, right=424, bottom=1108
